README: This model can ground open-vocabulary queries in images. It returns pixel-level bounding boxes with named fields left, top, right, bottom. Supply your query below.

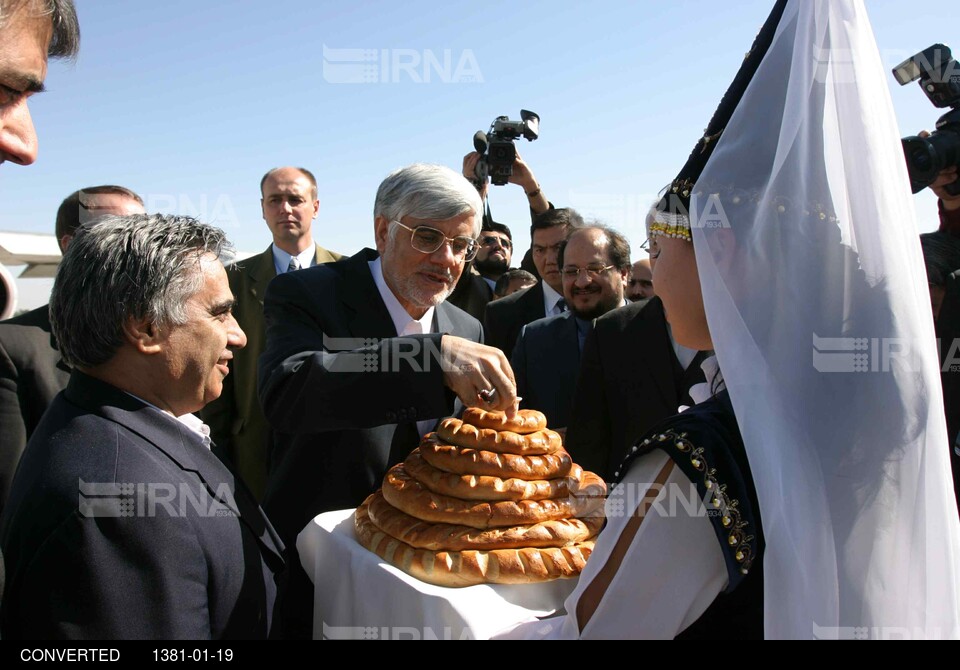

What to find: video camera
left=893, top=44, right=960, bottom=195
left=473, top=110, right=540, bottom=186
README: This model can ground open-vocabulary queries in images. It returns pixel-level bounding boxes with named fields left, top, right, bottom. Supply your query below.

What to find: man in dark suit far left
left=1, top=214, right=284, bottom=639
left=0, top=184, right=144, bottom=517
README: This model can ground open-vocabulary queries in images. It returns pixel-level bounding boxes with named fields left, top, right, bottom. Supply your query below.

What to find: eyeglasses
left=391, top=220, right=479, bottom=261
left=561, top=263, right=615, bottom=280
left=480, top=235, right=512, bottom=250
left=641, top=238, right=660, bottom=259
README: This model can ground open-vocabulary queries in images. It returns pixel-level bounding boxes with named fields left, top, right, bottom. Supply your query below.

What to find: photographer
left=447, top=151, right=551, bottom=320
left=462, top=149, right=551, bottom=217
left=931, top=165, right=960, bottom=236
left=920, top=230, right=960, bottom=514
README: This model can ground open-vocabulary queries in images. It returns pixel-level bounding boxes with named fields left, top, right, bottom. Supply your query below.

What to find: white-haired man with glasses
left=257, top=162, right=518, bottom=637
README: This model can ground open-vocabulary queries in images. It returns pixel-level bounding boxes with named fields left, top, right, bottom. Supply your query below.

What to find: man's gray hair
left=0, top=0, right=80, bottom=59
left=50, top=214, right=232, bottom=369
left=374, top=163, right=482, bottom=237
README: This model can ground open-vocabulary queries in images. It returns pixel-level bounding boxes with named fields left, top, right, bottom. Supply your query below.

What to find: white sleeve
left=494, top=450, right=728, bottom=639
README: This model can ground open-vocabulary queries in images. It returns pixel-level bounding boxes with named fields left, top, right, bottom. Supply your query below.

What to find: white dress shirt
left=369, top=257, right=437, bottom=437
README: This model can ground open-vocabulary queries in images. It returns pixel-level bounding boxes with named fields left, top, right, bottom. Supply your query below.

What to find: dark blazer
left=0, top=305, right=70, bottom=517
left=258, top=248, right=483, bottom=546
left=484, top=281, right=546, bottom=359
left=0, top=372, right=285, bottom=640
left=565, top=297, right=709, bottom=482
left=511, top=312, right=581, bottom=428
left=447, top=265, right=494, bottom=322
left=200, top=243, right=343, bottom=501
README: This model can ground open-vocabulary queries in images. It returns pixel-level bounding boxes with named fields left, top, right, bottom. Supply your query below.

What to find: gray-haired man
left=258, top=163, right=518, bottom=637
left=0, top=215, right=285, bottom=639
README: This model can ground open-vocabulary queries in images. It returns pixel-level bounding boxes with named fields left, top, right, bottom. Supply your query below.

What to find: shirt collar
left=124, top=392, right=212, bottom=450
left=272, top=243, right=315, bottom=276
left=542, top=281, right=564, bottom=315
left=369, top=256, right=435, bottom=335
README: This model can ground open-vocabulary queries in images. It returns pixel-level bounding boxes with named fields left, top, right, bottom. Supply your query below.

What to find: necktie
left=287, top=257, right=301, bottom=273
left=556, top=298, right=567, bottom=314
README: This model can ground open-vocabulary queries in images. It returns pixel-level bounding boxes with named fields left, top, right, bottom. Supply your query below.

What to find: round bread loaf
left=404, top=448, right=581, bottom=501
left=419, top=434, right=574, bottom=480
left=437, top=418, right=561, bottom=455
left=381, top=464, right=606, bottom=530
left=461, top=407, right=547, bottom=434
left=356, top=496, right=596, bottom=586
left=366, top=490, right=603, bottom=551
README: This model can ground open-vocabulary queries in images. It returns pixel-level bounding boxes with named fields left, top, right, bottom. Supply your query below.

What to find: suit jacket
left=447, top=264, right=494, bottom=322
left=511, top=311, right=581, bottom=428
left=565, top=297, right=709, bottom=482
left=199, top=243, right=343, bottom=501
left=0, top=372, right=285, bottom=640
left=0, top=305, right=70, bottom=517
left=484, top=281, right=546, bottom=359
left=258, top=248, right=482, bottom=546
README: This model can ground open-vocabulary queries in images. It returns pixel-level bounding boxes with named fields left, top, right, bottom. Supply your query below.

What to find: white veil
left=691, top=0, right=960, bottom=638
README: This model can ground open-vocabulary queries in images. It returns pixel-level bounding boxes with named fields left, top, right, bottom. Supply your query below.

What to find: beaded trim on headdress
left=649, top=211, right=692, bottom=242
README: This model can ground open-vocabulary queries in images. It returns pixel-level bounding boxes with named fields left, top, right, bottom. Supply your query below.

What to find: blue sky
left=1, top=0, right=951, bottom=308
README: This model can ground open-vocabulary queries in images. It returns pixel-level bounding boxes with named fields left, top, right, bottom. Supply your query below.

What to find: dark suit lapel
left=66, top=372, right=285, bottom=569
left=635, top=298, right=681, bottom=409
left=523, top=282, right=547, bottom=321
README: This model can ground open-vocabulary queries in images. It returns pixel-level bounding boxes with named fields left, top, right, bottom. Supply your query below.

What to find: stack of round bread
left=355, top=408, right=607, bottom=587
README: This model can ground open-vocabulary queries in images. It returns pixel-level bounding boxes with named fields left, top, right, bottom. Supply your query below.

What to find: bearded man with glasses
left=448, top=221, right=514, bottom=320
left=258, top=163, right=518, bottom=638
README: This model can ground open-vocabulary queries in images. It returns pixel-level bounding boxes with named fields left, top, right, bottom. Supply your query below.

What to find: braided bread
left=356, top=495, right=596, bottom=586
left=437, top=418, right=561, bottom=456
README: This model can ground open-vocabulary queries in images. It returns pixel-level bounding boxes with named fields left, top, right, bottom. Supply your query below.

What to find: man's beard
left=569, top=287, right=620, bottom=321
left=395, top=265, right=456, bottom=308
left=474, top=255, right=509, bottom=277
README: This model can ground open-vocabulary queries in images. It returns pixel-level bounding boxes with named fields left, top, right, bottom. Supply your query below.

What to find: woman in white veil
left=498, top=0, right=960, bottom=639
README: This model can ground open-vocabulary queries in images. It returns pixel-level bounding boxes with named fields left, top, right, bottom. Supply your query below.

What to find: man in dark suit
left=1, top=214, right=284, bottom=639
left=511, top=225, right=632, bottom=429
left=485, top=207, right=584, bottom=358
left=200, top=167, right=342, bottom=501
left=448, top=221, right=512, bottom=321
left=258, top=163, right=517, bottom=637
left=0, top=185, right=144, bottom=516
left=259, top=163, right=517, bottom=538
left=565, top=295, right=708, bottom=483
left=0, top=0, right=80, bottom=622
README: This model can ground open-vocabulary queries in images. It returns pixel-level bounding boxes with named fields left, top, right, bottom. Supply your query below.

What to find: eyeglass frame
left=560, top=263, right=616, bottom=280
left=390, top=220, right=479, bottom=261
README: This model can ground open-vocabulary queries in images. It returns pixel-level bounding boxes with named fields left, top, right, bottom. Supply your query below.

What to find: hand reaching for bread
left=440, top=335, right=519, bottom=418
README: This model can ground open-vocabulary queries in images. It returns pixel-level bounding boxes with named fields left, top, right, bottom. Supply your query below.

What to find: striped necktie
left=287, top=256, right=301, bottom=273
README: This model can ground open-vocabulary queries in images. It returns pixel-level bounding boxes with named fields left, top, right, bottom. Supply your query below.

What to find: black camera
left=473, top=110, right=540, bottom=186
left=893, top=44, right=960, bottom=195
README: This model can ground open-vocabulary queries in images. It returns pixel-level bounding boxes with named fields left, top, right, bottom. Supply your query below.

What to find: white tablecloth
left=297, top=509, right=578, bottom=640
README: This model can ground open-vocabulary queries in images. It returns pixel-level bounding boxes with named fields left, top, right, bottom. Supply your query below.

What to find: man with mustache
left=258, top=163, right=517, bottom=637
left=447, top=221, right=513, bottom=321
left=510, top=225, right=630, bottom=429
left=485, top=208, right=584, bottom=359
